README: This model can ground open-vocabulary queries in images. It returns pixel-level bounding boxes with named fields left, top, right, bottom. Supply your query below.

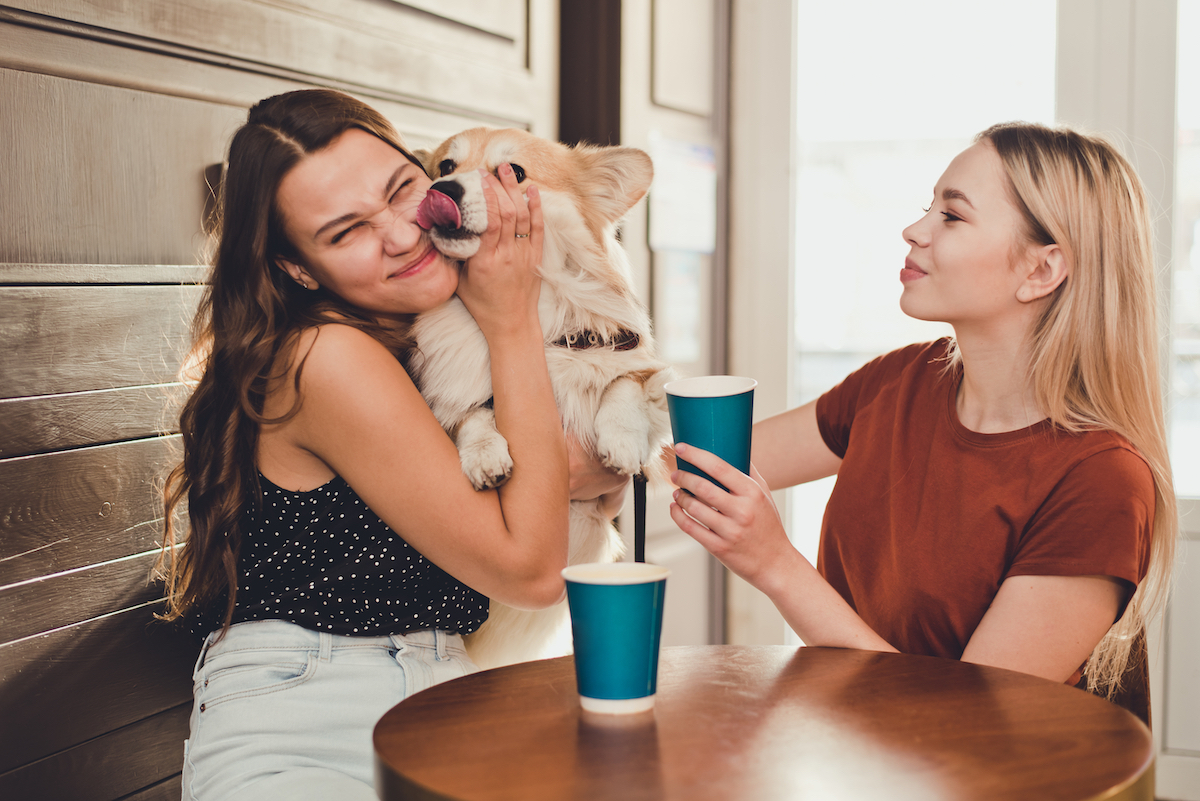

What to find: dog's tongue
left=416, top=189, right=461, bottom=230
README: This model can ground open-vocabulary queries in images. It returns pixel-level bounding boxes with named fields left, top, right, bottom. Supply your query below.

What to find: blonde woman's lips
left=900, top=258, right=927, bottom=283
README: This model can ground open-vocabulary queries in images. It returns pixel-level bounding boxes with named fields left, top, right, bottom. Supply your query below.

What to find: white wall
left=725, top=0, right=797, bottom=644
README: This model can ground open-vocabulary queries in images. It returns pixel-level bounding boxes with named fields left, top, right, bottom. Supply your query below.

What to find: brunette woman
left=158, top=89, right=622, bottom=800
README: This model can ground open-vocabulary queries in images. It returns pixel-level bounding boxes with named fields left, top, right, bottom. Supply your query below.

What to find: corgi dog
left=410, top=128, right=674, bottom=669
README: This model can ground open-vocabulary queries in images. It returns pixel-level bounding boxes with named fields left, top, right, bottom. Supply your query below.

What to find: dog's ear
left=572, top=146, right=654, bottom=224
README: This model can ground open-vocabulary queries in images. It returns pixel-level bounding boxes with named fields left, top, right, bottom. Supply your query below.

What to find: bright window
left=790, top=1, right=1058, bottom=568
left=1172, top=0, right=1200, bottom=498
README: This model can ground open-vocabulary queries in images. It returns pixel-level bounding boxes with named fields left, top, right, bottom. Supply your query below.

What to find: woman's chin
left=898, top=296, right=929, bottom=322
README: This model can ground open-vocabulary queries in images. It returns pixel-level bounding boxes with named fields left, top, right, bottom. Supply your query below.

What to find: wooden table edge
left=1081, top=759, right=1154, bottom=801
left=373, top=646, right=1156, bottom=801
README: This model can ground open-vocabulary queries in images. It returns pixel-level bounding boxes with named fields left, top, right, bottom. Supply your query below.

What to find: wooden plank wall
left=0, top=1, right=555, bottom=798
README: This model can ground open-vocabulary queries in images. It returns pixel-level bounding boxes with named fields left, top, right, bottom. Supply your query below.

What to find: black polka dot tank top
left=194, top=473, right=490, bottom=637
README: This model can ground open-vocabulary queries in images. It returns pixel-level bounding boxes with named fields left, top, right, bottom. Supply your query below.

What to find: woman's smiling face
left=275, top=127, right=459, bottom=321
left=899, top=142, right=1037, bottom=332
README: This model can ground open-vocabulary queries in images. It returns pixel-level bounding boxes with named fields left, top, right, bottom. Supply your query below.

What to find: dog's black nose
left=429, top=180, right=464, bottom=205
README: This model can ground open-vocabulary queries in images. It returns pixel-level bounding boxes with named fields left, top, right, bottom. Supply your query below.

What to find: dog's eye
left=509, top=163, right=526, bottom=183
left=437, top=159, right=457, bottom=176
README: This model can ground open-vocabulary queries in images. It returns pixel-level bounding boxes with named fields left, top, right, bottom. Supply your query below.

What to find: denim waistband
left=194, top=619, right=462, bottom=676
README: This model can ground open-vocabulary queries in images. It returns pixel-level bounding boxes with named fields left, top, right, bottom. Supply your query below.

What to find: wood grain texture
left=0, top=704, right=188, bottom=801
left=0, top=286, right=200, bottom=398
left=398, top=0, right=525, bottom=40
left=375, top=646, right=1155, bottom=801
left=6, top=0, right=536, bottom=124
left=116, top=775, right=185, bottom=801
left=0, top=437, right=180, bottom=586
left=0, top=549, right=166, bottom=644
left=0, top=24, right=513, bottom=146
left=0, top=68, right=239, bottom=265
left=0, top=263, right=209, bottom=285
left=0, top=385, right=183, bottom=458
left=0, top=603, right=195, bottom=775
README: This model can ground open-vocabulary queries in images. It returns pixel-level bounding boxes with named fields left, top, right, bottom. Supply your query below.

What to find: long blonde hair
left=979, top=122, right=1177, bottom=698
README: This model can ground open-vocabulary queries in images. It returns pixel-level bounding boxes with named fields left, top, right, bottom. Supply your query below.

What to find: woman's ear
left=1016, top=244, right=1068, bottom=303
left=276, top=257, right=318, bottom=291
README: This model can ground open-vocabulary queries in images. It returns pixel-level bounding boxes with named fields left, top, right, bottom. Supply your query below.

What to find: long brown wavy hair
left=157, top=89, right=425, bottom=631
left=958, top=123, right=1178, bottom=699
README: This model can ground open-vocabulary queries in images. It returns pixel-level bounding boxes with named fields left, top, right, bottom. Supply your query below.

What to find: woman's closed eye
left=331, top=222, right=364, bottom=244
left=389, top=178, right=416, bottom=206
left=330, top=180, right=420, bottom=244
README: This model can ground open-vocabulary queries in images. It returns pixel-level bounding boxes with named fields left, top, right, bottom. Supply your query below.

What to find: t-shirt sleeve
left=1008, top=445, right=1154, bottom=589
left=816, top=341, right=942, bottom=458
left=815, top=373, right=859, bottom=459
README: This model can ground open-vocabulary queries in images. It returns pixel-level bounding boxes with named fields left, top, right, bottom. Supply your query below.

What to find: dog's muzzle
left=416, top=182, right=464, bottom=231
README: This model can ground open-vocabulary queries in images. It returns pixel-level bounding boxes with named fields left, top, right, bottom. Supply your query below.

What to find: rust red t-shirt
left=814, top=339, right=1153, bottom=659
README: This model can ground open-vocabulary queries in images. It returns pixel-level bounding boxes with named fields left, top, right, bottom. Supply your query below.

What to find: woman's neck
left=952, top=327, right=1044, bottom=434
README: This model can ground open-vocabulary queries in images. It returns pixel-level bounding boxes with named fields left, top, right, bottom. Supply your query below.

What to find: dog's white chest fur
left=408, top=128, right=674, bottom=669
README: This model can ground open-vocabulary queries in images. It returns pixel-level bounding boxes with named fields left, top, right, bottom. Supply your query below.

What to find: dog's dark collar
left=552, top=329, right=641, bottom=351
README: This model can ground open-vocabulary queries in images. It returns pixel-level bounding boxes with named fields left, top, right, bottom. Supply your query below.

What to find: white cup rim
left=562, top=562, right=670, bottom=585
left=664, top=375, right=757, bottom=398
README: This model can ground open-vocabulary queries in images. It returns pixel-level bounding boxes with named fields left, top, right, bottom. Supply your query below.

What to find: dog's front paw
left=595, top=430, right=653, bottom=476
left=594, top=378, right=657, bottom=476
left=456, top=407, right=513, bottom=490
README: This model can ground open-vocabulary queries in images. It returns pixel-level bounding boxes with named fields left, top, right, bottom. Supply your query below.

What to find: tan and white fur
left=408, top=128, right=673, bottom=669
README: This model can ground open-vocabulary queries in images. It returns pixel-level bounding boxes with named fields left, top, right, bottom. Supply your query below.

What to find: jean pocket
left=198, top=648, right=317, bottom=710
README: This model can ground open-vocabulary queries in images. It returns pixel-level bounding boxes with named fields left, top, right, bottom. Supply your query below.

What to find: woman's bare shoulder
left=259, top=322, right=427, bottom=484
left=264, top=323, right=411, bottom=415
left=288, top=322, right=402, bottom=372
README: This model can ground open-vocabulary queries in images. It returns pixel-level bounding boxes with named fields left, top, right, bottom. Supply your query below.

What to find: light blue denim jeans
left=182, top=619, right=476, bottom=800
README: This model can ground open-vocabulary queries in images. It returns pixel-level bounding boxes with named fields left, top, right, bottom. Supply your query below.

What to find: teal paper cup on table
left=563, top=562, right=669, bottom=714
left=664, top=375, right=757, bottom=490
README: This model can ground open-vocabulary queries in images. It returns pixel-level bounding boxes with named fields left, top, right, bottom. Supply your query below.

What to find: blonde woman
left=671, top=122, right=1177, bottom=723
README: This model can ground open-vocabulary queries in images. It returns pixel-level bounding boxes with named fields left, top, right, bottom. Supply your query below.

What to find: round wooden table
left=374, top=645, right=1153, bottom=801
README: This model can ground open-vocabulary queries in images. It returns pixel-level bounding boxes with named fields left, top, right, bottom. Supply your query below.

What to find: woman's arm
left=567, top=432, right=629, bottom=516
left=750, top=400, right=842, bottom=490
left=669, top=443, right=895, bottom=652
left=961, top=575, right=1124, bottom=682
left=672, top=444, right=1127, bottom=681
left=671, top=399, right=866, bottom=647
left=267, top=167, right=569, bottom=610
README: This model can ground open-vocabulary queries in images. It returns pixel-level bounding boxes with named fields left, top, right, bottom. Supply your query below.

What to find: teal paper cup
left=665, top=375, right=757, bottom=490
left=563, top=562, right=670, bottom=714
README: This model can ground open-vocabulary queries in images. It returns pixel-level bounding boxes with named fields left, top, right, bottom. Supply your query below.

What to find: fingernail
left=500, top=163, right=512, bottom=175
left=527, top=184, right=538, bottom=197
left=672, top=489, right=680, bottom=501
left=676, top=443, right=688, bottom=453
